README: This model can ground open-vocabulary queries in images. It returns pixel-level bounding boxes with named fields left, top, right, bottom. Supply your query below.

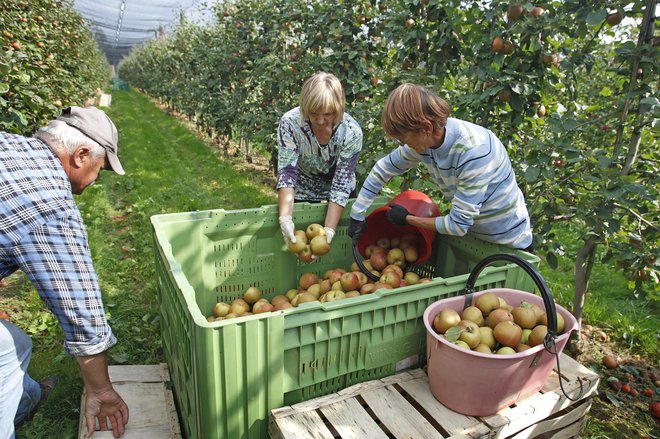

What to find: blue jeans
left=0, top=320, right=41, bottom=439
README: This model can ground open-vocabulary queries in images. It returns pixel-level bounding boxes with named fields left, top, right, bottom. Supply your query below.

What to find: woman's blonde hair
left=381, top=83, right=451, bottom=138
left=299, top=72, right=345, bottom=126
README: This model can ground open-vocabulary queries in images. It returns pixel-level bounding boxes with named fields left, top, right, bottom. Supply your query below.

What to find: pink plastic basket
left=423, top=254, right=578, bottom=416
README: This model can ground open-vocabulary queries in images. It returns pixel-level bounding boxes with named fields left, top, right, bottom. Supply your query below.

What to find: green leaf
left=0, top=83, right=8, bottom=94
left=598, top=86, right=612, bottom=97
left=546, top=251, right=558, bottom=269
left=605, top=392, right=623, bottom=407
left=586, top=10, right=607, bottom=26
left=525, top=166, right=541, bottom=182
left=444, top=325, right=462, bottom=342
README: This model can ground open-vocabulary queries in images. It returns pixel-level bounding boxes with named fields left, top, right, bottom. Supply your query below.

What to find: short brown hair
left=299, top=72, right=345, bottom=126
left=381, top=83, right=451, bottom=138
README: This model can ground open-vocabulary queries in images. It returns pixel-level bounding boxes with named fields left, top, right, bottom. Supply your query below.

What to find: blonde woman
left=277, top=72, right=363, bottom=250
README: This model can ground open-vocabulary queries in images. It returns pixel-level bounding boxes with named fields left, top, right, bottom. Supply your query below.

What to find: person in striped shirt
left=348, top=83, right=533, bottom=252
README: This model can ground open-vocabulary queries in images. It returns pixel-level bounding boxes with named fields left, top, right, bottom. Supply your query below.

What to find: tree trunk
left=573, top=222, right=601, bottom=329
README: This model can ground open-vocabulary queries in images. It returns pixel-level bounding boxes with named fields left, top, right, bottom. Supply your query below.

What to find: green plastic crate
left=151, top=198, right=539, bottom=439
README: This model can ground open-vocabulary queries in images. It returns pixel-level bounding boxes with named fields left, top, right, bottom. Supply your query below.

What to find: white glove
left=324, top=227, right=335, bottom=244
left=279, top=215, right=296, bottom=244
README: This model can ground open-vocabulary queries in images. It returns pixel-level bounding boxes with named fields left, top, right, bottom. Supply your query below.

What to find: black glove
left=347, top=217, right=367, bottom=242
left=386, top=204, right=410, bottom=225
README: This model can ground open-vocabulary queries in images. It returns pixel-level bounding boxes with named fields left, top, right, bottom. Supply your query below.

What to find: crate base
left=77, top=364, right=181, bottom=439
left=269, top=353, right=599, bottom=439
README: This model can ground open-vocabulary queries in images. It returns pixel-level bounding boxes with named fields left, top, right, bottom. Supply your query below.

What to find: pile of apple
left=432, top=291, right=566, bottom=355
left=207, top=286, right=287, bottom=321
left=359, top=232, right=421, bottom=277
left=287, top=223, right=330, bottom=262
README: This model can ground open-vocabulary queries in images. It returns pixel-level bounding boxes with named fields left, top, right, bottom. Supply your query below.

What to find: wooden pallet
left=270, top=353, right=599, bottom=439
left=77, top=363, right=181, bottom=439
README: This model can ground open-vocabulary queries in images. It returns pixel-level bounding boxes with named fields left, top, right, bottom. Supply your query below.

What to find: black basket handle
left=464, top=253, right=558, bottom=349
left=352, top=241, right=380, bottom=282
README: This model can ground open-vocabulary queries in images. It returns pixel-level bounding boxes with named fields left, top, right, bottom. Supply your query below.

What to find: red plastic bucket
left=357, top=190, right=441, bottom=265
left=422, top=254, right=578, bottom=416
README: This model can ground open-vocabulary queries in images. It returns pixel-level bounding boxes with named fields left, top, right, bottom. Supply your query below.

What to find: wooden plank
left=361, top=385, right=443, bottom=439
left=271, top=410, right=335, bottom=439
left=397, top=377, right=490, bottom=438
left=78, top=365, right=181, bottom=439
left=545, top=416, right=587, bottom=439
left=508, top=400, right=591, bottom=439
left=107, top=364, right=164, bottom=383
left=319, top=397, right=389, bottom=439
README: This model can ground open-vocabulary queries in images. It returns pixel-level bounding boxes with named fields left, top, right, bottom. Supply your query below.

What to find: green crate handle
left=463, top=253, right=558, bottom=347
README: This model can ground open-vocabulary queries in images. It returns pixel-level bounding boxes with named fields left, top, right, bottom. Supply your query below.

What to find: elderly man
left=0, top=107, right=129, bottom=438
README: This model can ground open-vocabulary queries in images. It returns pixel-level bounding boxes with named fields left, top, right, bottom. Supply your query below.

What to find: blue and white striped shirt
left=351, top=118, right=532, bottom=249
left=0, top=132, right=116, bottom=356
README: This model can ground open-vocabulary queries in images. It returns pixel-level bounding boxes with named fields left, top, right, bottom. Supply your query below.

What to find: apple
left=285, top=288, right=299, bottom=301
left=207, top=315, right=216, bottom=322
left=474, top=344, right=492, bottom=354
left=298, top=245, right=314, bottom=263
left=400, top=233, right=418, bottom=247
left=531, top=6, right=545, bottom=17
left=475, top=292, right=500, bottom=315
left=511, top=305, right=538, bottom=329
left=382, top=264, right=403, bottom=278
left=390, top=237, right=401, bottom=248
left=433, top=308, right=461, bottom=334
left=516, top=343, right=531, bottom=352
left=496, top=347, right=517, bottom=355
left=521, top=328, right=532, bottom=345
left=487, top=308, right=514, bottom=329
left=376, top=237, right=390, bottom=249
left=340, top=272, right=360, bottom=291
left=539, top=311, right=565, bottom=334
left=386, top=248, right=405, bottom=267
left=419, top=278, right=432, bottom=283
left=506, top=4, right=524, bottom=21
left=370, top=252, right=388, bottom=271
left=403, top=271, right=420, bottom=285
left=380, top=271, right=401, bottom=288
left=365, top=245, right=384, bottom=258
left=372, top=282, right=392, bottom=291
left=324, top=290, right=346, bottom=302
left=493, top=320, right=523, bottom=348
left=345, top=291, right=360, bottom=298
left=453, top=340, right=470, bottom=350
left=360, top=283, right=376, bottom=294
left=274, top=301, right=293, bottom=311
left=310, top=235, right=330, bottom=256
left=319, top=279, right=332, bottom=294
left=403, top=247, right=418, bottom=263
left=295, top=292, right=317, bottom=305
left=478, top=326, right=496, bottom=349
left=230, top=298, right=250, bottom=315
left=461, top=306, right=485, bottom=327
left=252, top=300, right=274, bottom=314
left=271, top=295, right=289, bottom=307
left=352, top=271, right=368, bottom=288
left=287, top=238, right=306, bottom=254
left=528, top=325, right=548, bottom=347
left=306, top=283, right=322, bottom=299
left=458, top=320, right=482, bottom=349
left=294, top=230, right=308, bottom=244
left=223, top=313, right=238, bottom=320
left=323, top=269, right=334, bottom=279
left=299, top=272, right=320, bottom=290
left=306, top=223, right=325, bottom=240
left=243, top=286, right=261, bottom=305
left=328, top=269, right=345, bottom=284
left=491, top=36, right=504, bottom=53
left=213, top=301, right=231, bottom=318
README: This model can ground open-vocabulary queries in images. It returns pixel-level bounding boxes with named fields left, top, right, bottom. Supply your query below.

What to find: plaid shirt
left=0, top=132, right=116, bottom=356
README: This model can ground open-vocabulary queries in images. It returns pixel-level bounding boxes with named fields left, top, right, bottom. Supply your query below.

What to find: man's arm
left=77, top=352, right=129, bottom=438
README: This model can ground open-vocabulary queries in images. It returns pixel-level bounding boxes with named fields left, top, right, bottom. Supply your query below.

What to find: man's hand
left=324, top=227, right=335, bottom=244
left=386, top=204, right=410, bottom=225
left=278, top=215, right=296, bottom=244
left=84, top=387, right=129, bottom=438
left=347, top=218, right=366, bottom=242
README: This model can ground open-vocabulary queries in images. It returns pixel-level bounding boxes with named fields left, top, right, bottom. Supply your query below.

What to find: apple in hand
left=306, top=223, right=325, bottom=240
